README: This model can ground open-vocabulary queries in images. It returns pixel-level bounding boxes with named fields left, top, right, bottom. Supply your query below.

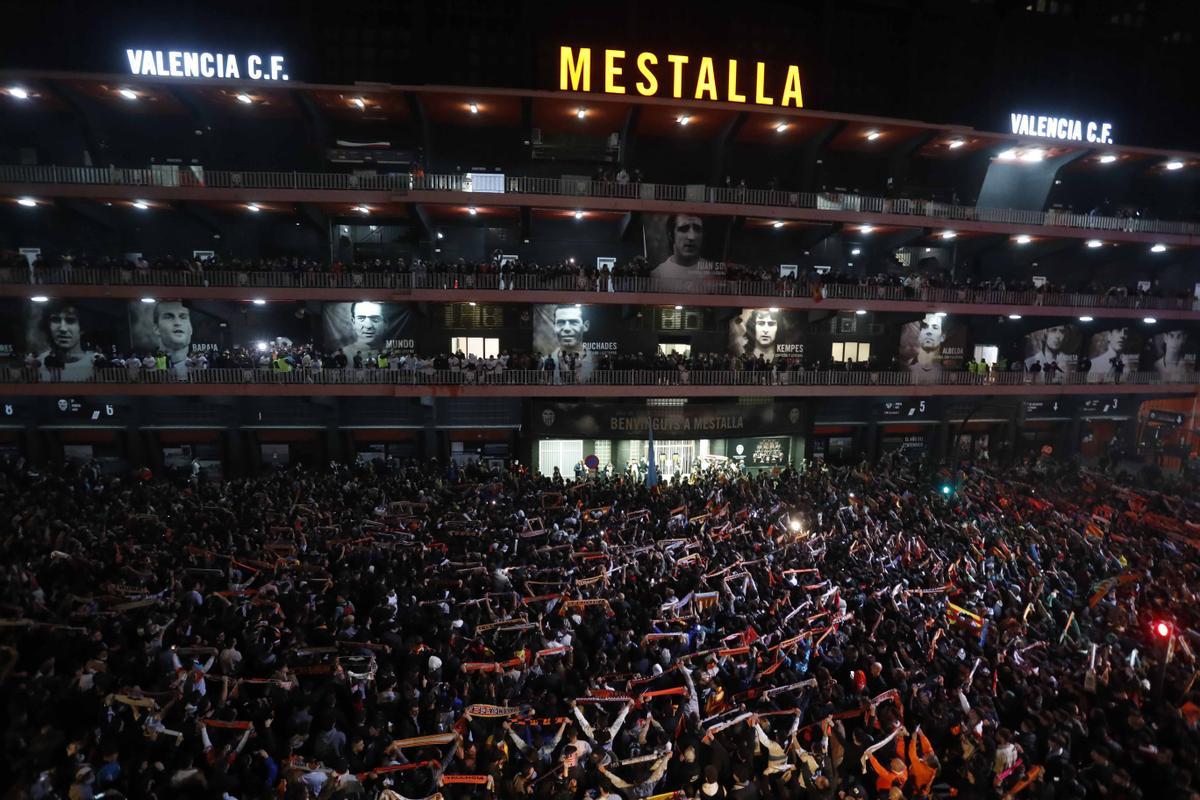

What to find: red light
left=1155, top=622, right=1170, bottom=638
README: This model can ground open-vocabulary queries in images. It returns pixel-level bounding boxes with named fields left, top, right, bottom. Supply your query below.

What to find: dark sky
left=2, top=0, right=1198, bottom=151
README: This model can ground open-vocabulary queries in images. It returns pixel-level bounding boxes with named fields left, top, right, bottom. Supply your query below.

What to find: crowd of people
left=3, top=250, right=1195, bottom=309
left=2, top=450, right=1200, bottom=800
left=7, top=340, right=1171, bottom=388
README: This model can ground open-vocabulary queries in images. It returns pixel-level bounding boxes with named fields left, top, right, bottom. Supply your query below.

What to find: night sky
left=1, top=0, right=1198, bottom=151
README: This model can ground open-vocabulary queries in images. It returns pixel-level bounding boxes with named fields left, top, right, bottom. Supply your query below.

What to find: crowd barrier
left=1, top=165, right=1196, bottom=237
left=2, top=367, right=1194, bottom=388
left=3, top=266, right=1196, bottom=312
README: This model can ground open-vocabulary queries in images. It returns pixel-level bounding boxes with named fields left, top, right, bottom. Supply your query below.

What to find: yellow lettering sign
left=557, top=47, right=804, bottom=109
left=667, top=54, right=689, bottom=99
left=695, top=56, right=717, bottom=101
left=754, top=62, right=774, bottom=105
left=782, top=65, right=804, bottom=108
left=605, top=49, right=626, bottom=94
left=635, top=52, right=658, bottom=97
left=727, top=59, right=746, bottom=103
left=560, top=46, right=591, bottom=92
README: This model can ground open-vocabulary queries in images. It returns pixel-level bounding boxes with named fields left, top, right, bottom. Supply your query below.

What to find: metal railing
left=2, top=165, right=1198, bottom=237
left=4, top=266, right=1198, bottom=312
left=3, top=367, right=1194, bottom=389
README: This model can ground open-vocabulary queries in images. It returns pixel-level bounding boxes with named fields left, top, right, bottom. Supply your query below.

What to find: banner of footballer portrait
left=1021, top=322, right=1195, bottom=379
left=0, top=298, right=418, bottom=380
left=639, top=212, right=811, bottom=285
left=531, top=302, right=807, bottom=382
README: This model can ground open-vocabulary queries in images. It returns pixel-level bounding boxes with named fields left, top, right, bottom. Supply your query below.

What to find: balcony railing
left=4, top=266, right=1198, bottom=312
left=3, top=367, right=1194, bottom=389
left=2, top=165, right=1197, bottom=237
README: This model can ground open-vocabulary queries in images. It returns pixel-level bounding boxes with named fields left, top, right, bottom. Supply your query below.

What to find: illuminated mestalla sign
left=559, top=46, right=803, bottom=107
left=1010, top=112, right=1113, bottom=144
left=125, top=49, right=289, bottom=81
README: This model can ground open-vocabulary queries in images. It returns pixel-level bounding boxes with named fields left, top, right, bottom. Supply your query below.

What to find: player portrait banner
left=320, top=301, right=415, bottom=359
left=1022, top=323, right=1081, bottom=373
left=533, top=401, right=806, bottom=438
left=898, top=313, right=966, bottom=376
left=1086, top=326, right=1141, bottom=377
left=17, top=298, right=131, bottom=382
left=642, top=212, right=731, bottom=284
left=1142, top=329, right=1196, bottom=379
left=727, top=308, right=805, bottom=361
left=531, top=304, right=639, bottom=381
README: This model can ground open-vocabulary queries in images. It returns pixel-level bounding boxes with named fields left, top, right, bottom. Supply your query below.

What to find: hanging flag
left=646, top=420, right=659, bottom=488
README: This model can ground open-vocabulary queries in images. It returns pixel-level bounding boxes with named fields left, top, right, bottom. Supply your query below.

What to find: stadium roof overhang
left=3, top=69, right=1198, bottom=167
